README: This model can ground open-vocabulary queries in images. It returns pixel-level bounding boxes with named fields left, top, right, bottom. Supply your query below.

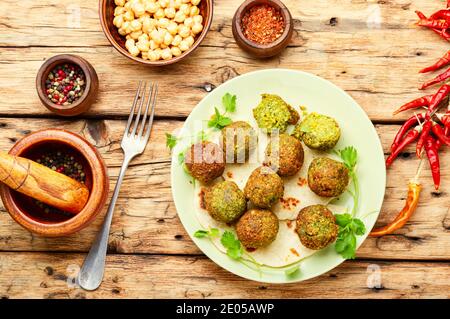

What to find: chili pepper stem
left=413, top=158, right=425, bottom=184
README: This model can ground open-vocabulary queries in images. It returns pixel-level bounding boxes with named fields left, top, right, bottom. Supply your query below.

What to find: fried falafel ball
left=184, top=141, right=225, bottom=184
left=221, top=121, right=256, bottom=163
left=264, top=133, right=305, bottom=176
left=292, top=112, right=341, bottom=150
left=244, top=167, right=284, bottom=208
left=295, top=204, right=338, bottom=250
left=236, top=209, right=279, bottom=249
left=253, top=94, right=300, bottom=133
left=308, top=157, right=349, bottom=197
left=204, top=181, right=247, bottom=223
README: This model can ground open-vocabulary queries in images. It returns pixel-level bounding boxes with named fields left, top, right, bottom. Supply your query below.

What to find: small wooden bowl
left=0, top=129, right=109, bottom=237
left=232, top=0, right=294, bottom=58
left=36, top=54, right=99, bottom=117
left=99, top=0, right=213, bottom=66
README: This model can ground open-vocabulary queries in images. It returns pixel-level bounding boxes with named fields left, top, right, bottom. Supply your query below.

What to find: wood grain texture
left=0, top=0, right=448, bottom=120
left=0, top=253, right=449, bottom=299
left=0, top=118, right=449, bottom=260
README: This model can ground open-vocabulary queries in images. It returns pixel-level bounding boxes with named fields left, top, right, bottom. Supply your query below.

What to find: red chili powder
left=241, top=4, right=285, bottom=44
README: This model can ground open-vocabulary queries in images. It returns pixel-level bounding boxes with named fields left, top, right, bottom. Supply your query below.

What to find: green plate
left=171, top=69, right=386, bottom=283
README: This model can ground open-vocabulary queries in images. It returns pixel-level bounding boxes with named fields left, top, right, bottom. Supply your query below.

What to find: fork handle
left=77, top=155, right=133, bottom=291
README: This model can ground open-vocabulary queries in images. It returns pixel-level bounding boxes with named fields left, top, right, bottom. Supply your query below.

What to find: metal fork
left=78, top=81, right=158, bottom=291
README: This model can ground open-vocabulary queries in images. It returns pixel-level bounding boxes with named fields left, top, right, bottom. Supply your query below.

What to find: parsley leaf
left=222, top=93, right=237, bottom=113
left=165, top=133, right=178, bottom=150
left=221, top=231, right=243, bottom=260
left=337, top=146, right=357, bottom=171
left=194, top=228, right=220, bottom=239
left=334, top=213, right=366, bottom=259
left=208, top=107, right=233, bottom=130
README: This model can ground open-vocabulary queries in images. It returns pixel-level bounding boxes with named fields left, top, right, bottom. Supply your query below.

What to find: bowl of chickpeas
left=100, top=0, right=212, bottom=65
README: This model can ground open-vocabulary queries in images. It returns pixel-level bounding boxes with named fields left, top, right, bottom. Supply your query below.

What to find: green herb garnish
left=334, top=213, right=366, bottom=259
left=194, top=228, right=220, bottom=239
left=165, top=133, right=178, bottom=150
left=284, top=265, right=300, bottom=278
left=334, top=146, right=366, bottom=259
left=221, top=231, right=243, bottom=260
left=208, top=93, right=237, bottom=130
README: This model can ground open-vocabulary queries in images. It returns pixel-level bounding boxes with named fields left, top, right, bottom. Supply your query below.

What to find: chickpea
left=184, top=17, right=194, bottom=28
left=154, top=48, right=163, bottom=59
left=113, top=15, right=124, bottom=28
left=141, top=51, right=149, bottom=60
left=167, top=21, right=178, bottom=35
left=129, top=45, right=140, bottom=57
left=150, top=29, right=164, bottom=44
left=171, top=34, right=182, bottom=46
left=181, top=0, right=191, bottom=3
left=124, top=10, right=135, bottom=21
left=192, top=14, right=202, bottom=24
left=124, top=1, right=132, bottom=10
left=122, top=21, right=131, bottom=33
left=114, top=6, right=126, bottom=16
left=115, top=0, right=125, bottom=6
left=159, top=0, right=169, bottom=8
left=171, top=46, right=182, bottom=57
left=148, top=50, right=159, bottom=61
left=138, top=33, right=150, bottom=42
left=172, top=0, right=182, bottom=9
left=137, top=39, right=150, bottom=51
left=174, top=10, right=186, bottom=23
left=164, top=7, right=176, bottom=18
left=145, top=1, right=159, bottom=13
left=192, top=22, right=203, bottom=34
left=178, top=24, right=190, bottom=38
left=154, top=7, right=165, bottom=19
left=125, top=38, right=136, bottom=50
left=191, top=0, right=201, bottom=6
left=185, top=35, right=194, bottom=46
left=130, top=30, right=143, bottom=40
left=118, top=27, right=128, bottom=36
left=149, top=39, right=159, bottom=50
left=161, top=47, right=173, bottom=60
left=179, top=39, right=190, bottom=51
left=190, top=5, right=199, bottom=17
left=143, top=17, right=156, bottom=33
left=130, top=19, right=142, bottom=32
left=163, top=32, right=173, bottom=46
left=158, top=17, right=170, bottom=28
left=132, top=2, right=146, bottom=16
left=180, top=4, right=190, bottom=15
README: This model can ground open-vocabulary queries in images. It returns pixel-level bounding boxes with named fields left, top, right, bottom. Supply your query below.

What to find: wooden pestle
left=0, top=152, right=89, bottom=214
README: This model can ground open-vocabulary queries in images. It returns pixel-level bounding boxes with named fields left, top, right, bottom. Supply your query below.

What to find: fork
left=78, top=81, right=158, bottom=291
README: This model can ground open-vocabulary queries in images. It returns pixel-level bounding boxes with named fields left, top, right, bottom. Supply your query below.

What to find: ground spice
left=241, top=4, right=285, bottom=44
left=45, top=63, right=86, bottom=106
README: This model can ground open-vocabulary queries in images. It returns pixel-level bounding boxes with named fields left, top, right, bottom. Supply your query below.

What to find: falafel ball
left=236, top=209, right=279, bottom=249
left=244, top=167, right=284, bottom=208
left=204, top=181, right=247, bottom=223
left=221, top=121, right=256, bottom=163
left=184, top=141, right=225, bottom=184
left=295, top=204, right=338, bottom=250
left=308, top=157, right=349, bottom=197
left=292, top=112, right=341, bottom=150
left=253, top=94, right=300, bottom=133
left=264, top=133, right=305, bottom=176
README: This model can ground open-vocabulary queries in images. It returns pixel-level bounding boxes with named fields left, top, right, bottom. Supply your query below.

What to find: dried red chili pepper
left=436, top=125, right=450, bottom=149
left=390, top=113, right=424, bottom=151
left=386, top=127, right=421, bottom=167
left=392, top=95, right=433, bottom=114
left=417, top=19, right=450, bottom=30
left=415, top=10, right=427, bottom=19
left=415, top=11, right=450, bottom=41
left=420, top=50, right=450, bottom=73
left=370, top=181, right=421, bottom=237
left=424, top=136, right=440, bottom=190
left=416, top=120, right=432, bottom=157
left=431, top=122, right=450, bottom=146
left=430, top=9, right=450, bottom=20
left=426, top=84, right=450, bottom=115
left=437, top=111, right=450, bottom=128
left=420, top=67, right=450, bottom=89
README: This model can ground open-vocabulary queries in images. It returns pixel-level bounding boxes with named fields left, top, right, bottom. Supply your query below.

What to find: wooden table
left=0, top=0, right=449, bottom=299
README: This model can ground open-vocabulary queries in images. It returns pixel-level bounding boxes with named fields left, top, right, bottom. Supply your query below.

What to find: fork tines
left=125, top=81, right=158, bottom=141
